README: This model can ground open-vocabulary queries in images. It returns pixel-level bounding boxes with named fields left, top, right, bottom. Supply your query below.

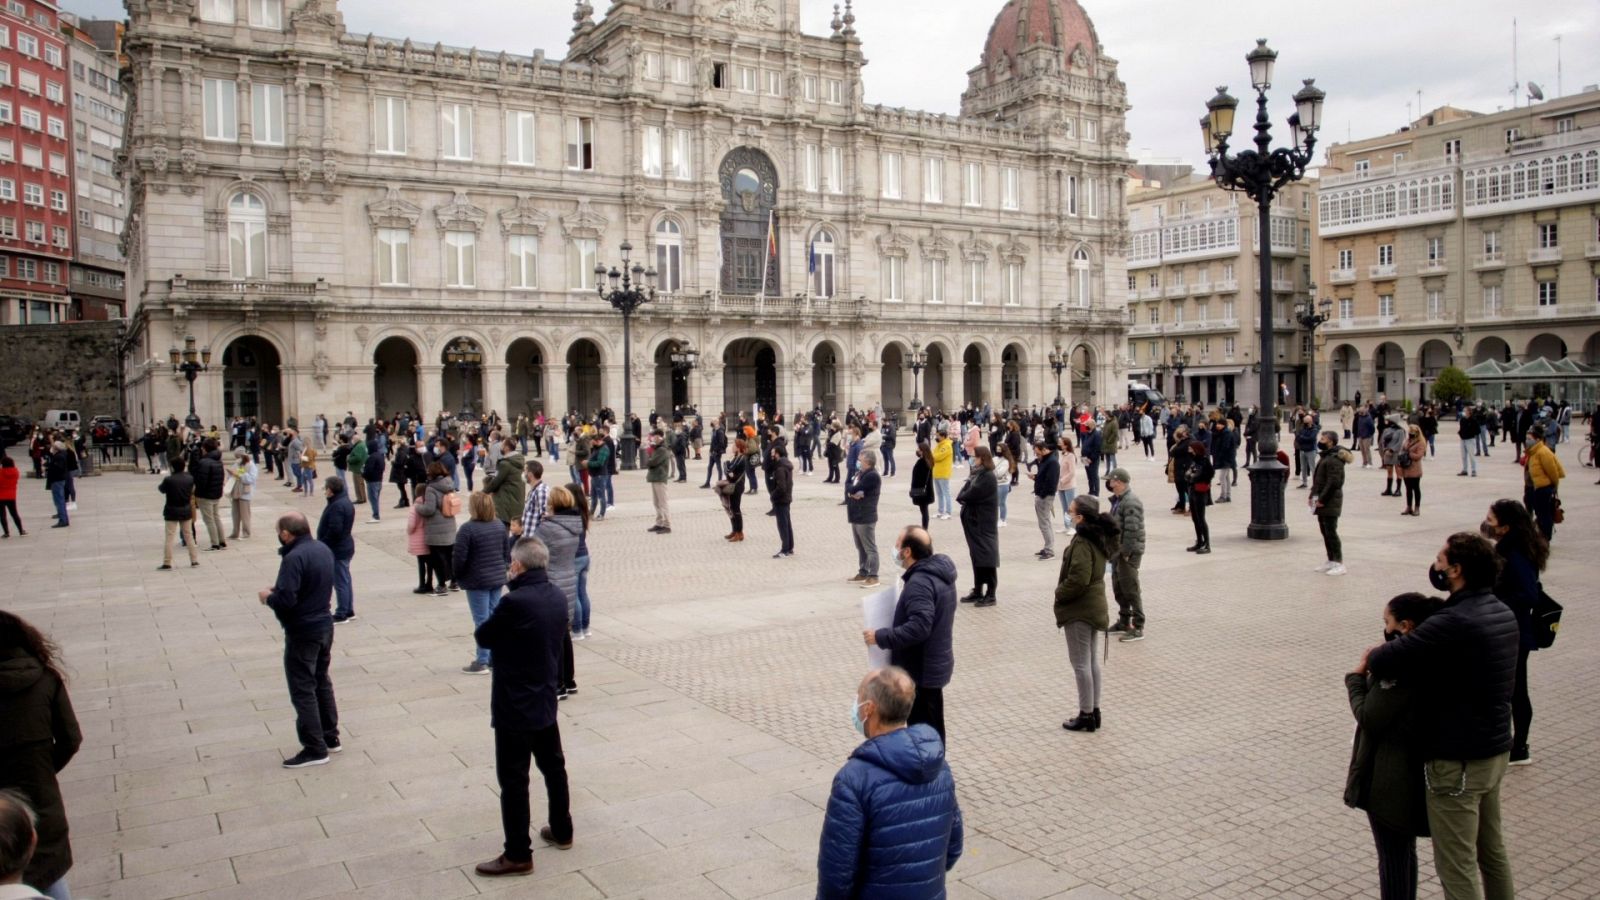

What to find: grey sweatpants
left=1034, top=495, right=1055, bottom=553
left=1064, top=622, right=1102, bottom=713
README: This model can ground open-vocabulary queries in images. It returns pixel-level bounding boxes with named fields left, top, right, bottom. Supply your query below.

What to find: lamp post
left=595, top=240, right=657, bottom=471
left=1170, top=340, right=1191, bottom=403
left=1048, top=344, right=1068, bottom=408
left=1203, top=38, right=1325, bottom=541
left=168, top=334, right=211, bottom=430
left=669, top=342, right=699, bottom=414
left=1295, top=289, right=1334, bottom=411
left=443, top=337, right=483, bottom=421
left=907, top=343, right=927, bottom=410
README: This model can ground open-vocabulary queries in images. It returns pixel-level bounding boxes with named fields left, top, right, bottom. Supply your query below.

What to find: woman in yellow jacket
left=931, top=426, right=955, bottom=519
left=1522, top=422, right=1565, bottom=540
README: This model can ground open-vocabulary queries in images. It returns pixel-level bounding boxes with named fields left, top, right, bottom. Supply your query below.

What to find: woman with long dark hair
left=1182, top=440, right=1215, bottom=554
left=1055, top=495, right=1117, bottom=733
left=957, top=445, right=999, bottom=607
left=0, top=611, right=82, bottom=899
left=908, top=441, right=933, bottom=529
left=1482, top=498, right=1549, bottom=766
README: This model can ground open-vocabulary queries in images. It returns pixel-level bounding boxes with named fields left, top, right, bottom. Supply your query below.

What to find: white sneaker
left=1314, top=561, right=1333, bottom=573
left=1325, top=563, right=1347, bottom=576
left=998, top=520, right=1008, bottom=527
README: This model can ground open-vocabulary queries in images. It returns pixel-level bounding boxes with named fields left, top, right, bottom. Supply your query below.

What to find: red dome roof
left=982, top=0, right=1099, bottom=76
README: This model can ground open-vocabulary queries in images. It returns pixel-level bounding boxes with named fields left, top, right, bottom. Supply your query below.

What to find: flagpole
left=759, top=210, right=773, bottom=311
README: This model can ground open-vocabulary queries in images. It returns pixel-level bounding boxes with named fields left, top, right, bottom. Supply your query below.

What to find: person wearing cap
left=1028, top=440, right=1059, bottom=560
left=1105, top=468, right=1145, bottom=641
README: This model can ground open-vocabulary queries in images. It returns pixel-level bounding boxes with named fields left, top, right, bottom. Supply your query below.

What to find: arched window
left=811, top=228, right=836, bottom=299
left=227, top=191, right=267, bottom=279
left=655, top=219, right=682, bottom=293
left=1072, top=247, right=1092, bottom=307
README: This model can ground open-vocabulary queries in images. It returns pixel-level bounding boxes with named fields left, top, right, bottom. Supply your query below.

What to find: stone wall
left=0, top=321, right=124, bottom=421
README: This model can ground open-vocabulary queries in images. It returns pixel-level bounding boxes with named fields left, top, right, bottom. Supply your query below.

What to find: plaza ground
left=4, top=438, right=1597, bottom=899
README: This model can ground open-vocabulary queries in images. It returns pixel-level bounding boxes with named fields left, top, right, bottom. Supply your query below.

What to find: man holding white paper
left=863, top=526, right=957, bottom=743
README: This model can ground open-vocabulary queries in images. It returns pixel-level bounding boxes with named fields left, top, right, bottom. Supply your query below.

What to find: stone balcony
left=1327, top=268, right=1356, bottom=285
left=1527, top=246, right=1564, bottom=265
left=1416, top=259, right=1449, bottom=276
left=1367, top=264, right=1398, bottom=281
left=166, top=276, right=331, bottom=305
left=1472, top=252, right=1506, bottom=270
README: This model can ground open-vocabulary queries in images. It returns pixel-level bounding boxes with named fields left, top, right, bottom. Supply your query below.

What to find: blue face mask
left=851, top=700, right=867, bottom=736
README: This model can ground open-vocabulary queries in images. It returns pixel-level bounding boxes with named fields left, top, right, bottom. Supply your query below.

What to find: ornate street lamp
left=443, top=337, right=483, bottom=421
left=595, top=240, right=656, bottom=470
left=907, top=343, right=927, bottom=410
left=1295, top=288, right=1334, bottom=411
left=1204, top=38, right=1325, bottom=541
left=1048, top=344, right=1068, bottom=407
left=1170, top=340, right=1191, bottom=403
left=168, top=334, right=211, bottom=430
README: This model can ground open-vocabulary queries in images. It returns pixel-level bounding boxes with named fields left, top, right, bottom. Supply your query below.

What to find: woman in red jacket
left=0, top=455, right=23, bottom=536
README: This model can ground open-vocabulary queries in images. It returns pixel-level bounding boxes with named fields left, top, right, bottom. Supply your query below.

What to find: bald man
left=259, top=511, right=340, bottom=769
left=864, top=526, right=957, bottom=742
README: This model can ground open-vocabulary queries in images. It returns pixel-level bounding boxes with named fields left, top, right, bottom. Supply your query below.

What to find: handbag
left=1552, top=496, right=1564, bottom=524
left=1531, top=587, right=1562, bottom=650
left=716, top=479, right=737, bottom=497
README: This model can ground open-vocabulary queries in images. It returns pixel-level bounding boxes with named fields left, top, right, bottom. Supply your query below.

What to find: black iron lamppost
left=1048, top=344, right=1068, bottom=407
left=443, top=337, right=483, bottom=421
left=669, top=342, right=699, bottom=413
left=1204, top=38, right=1325, bottom=541
left=595, top=240, right=657, bottom=470
left=907, top=343, right=927, bottom=410
left=168, top=334, right=211, bottom=430
left=1170, top=340, right=1191, bottom=403
left=1295, top=289, right=1334, bottom=411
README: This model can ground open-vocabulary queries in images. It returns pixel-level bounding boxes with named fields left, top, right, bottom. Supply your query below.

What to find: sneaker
left=972, top=597, right=996, bottom=607
left=326, top=740, right=342, bottom=753
left=860, top=578, right=880, bottom=588
left=1313, top=561, right=1334, bottom=573
left=998, top=521, right=1008, bottom=527
left=1508, top=750, right=1532, bottom=767
left=847, top=574, right=867, bottom=583
left=281, top=749, right=330, bottom=769
left=1119, top=628, right=1145, bottom=642
left=1107, top=622, right=1128, bottom=633
left=433, top=588, right=449, bottom=597
left=556, top=688, right=570, bottom=701
left=540, top=825, right=573, bottom=850
left=333, top=613, right=356, bottom=624
left=367, top=518, right=381, bottom=524
left=1324, top=563, right=1347, bottom=576
left=413, top=586, right=434, bottom=595
left=462, top=661, right=490, bottom=675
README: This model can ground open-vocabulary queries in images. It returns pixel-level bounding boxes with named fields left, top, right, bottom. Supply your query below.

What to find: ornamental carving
left=295, top=156, right=313, bottom=186
left=998, top=239, right=1029, bottom=264
left=875, top=225, right=913, bottom=259
left=435, top=191, right=487, bottom=233
left=312, top=351, right=333, bottom=387
left=714, top=0, right=777, bottom=27
left=367, top=185, right=422, bottom=231
left=960, top=236, right=994, bottom=262
left=355, top=325, right=371, bottom=347
left=561, top=199, right=608, bottom=240
left=499, top=194, right=550, bottom=236
left=918, top=230, right=953, bottom=260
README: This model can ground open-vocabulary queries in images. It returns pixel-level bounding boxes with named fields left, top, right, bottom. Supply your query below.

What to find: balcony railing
left=1527, top=246, right=1563, bottom=264
left=1587, top=242, right=1600, bottom=260
left=1164, top=282, right=1188, bottom=298
left=1368, top=264, right=1398, bottom=280
left=1327, top=268, right=1356, bottom=285
left=169, top=277, right=329, bottom=300
left=1190, top=281, right=1213, bottom=295
left=1272, top=279, right=1297, bottom=293
left=1472, top=252, right=1505, bottom=269
left=1416, top=259, right=1448, bottom=275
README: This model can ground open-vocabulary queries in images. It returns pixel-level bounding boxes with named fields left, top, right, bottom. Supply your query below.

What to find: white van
left=42, top=409, right=81, bottom=432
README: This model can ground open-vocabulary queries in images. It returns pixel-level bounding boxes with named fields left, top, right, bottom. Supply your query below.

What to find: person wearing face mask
left=1345, top=592, right=1443, bottom=900
left=1182, top=441, right=1214, bottom=555
left=257, top=512, right=340, bottom=769
left=1482, top=499, right=1549, bottom=767
left=1311, top=430, right=1352, bottom=576
left=1056, top=496, right=1118, bottom=733
left=1364, top=533, right=1518, bottom=900
left=816, top=667, right=963, bottom=899
left=863, top=527, right=957, bottom=740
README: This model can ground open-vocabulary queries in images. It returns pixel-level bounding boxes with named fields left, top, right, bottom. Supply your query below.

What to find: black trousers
left=703, top=455, right=723, bottom=486
left=494, top=724, right=572, bottom=864
left=727, top=491, right=744, bottom=534
left=827, top=458, right=840, bottom=482
left=909, top=685, right=945, bottom=744
left=800, top=452, right=813, bottom=473
left=284, top=629, right=338, bottom=754
left=1512, top=644, right=1532, bottom=756
left=1403, top=476, right=1421, bottom=510
left=774, top=504, right=794, bottom=553
left=560, top=633, right=576, bottom=691
left=972, top=565, right=997, bottom=599
left=674, top=452, right=687, bottom=480
left=0, top=499, right=21, bottom=534
left=1142, top=436, right=1155, bottom=457
left=427, top=545, right=454, bottom=587
left=917, top=503, right=930, bottom=530
left=1190, top=496, right=1210, bottom=546
left=416, top=557, right=432, bottom=589
left=1085, top=460, right=1100, bottom=496
left=1367, top=811, right=1418, bottom=900
left=1318, top=514, right=1342, bottom=562
left=394, top=481, right=410, bottom=507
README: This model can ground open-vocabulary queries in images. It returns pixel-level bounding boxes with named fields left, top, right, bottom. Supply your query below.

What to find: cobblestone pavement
left=5, top=438, right=1596, bottom=899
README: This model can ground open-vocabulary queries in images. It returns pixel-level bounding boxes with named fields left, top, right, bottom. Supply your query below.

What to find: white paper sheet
left=862, top=580, right=900, bottom=669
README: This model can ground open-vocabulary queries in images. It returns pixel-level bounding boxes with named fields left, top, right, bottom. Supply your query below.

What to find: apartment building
left=62, top=13, right=126, bottom=320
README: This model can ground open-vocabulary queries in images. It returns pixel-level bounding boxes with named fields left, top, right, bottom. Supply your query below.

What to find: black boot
left=1062, top=713, right=1098, bottom=732
left=1092, top=708, right=1101, bottom=729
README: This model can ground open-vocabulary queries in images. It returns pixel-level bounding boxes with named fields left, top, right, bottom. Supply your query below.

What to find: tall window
left=1002, top=263, right=1022, bottom=306
left=373, top=96, right=406, bottom=155
left=883, top=256, right=903, bottom=301
left=441, top=103, right=472, bottom=160
left=1001, top=167, right=1020, bottom=211
left=1067, top=175, right=1079, bottom=216
left=376, top=228, right=409, bottom=285
left=199, top=0, right=234, bottom=23
left=1072, top=247, right=1091, bottom=307
left=1536, top=279, right=1557, bottom=307
left=568, top=238, right=597, bottom=289
left=248, top=0, right=282, bottom=28
left=642, top=125, right=663, bottom=177
left=1337, top=248, right=1353, bottom=269
left=1426, top=236, right=1443, bottom=262
left=670, top=129, right=692, bottom=180
left=1378, top=244, right=1394, bottom=266
left=1084, top=178, right=1097, bottom=218
left=202, top=78, right=237, bottom=142
left=508, top=235, right=538, bottom=289
left=1427, top=290, right=1444, bottom=318
left=802, top=144, right=819, bottom=193
left=826, top=146, right=844, bottom=195
left=251, top=83, right=284, bottom=145
left=881, top=152, right=902, bottom=199
left=565, top=116, right=594, bottom=171
left=444, top=232, right=475, bottom=287
left=1483, top=230, right=1501, bottom=255
left=226, top=192, right=266, bottom=279
left=505, top=111, right=535, bottom=165
left=1537, top=222, right=1558, bottom=249
left=1379, top=294, right=1394, bottom=318
left=1483, top=285, right=1503, bottom=316
left=927, top=259, right=945, bottom=304
left=655, top=220, right=682, bottom=293
left=1338, top=298, right=1353, bottom=319
left=963, top=162, right=982, bottom=207
left=924, top=158, right=943, bottom=204
left=811, top=229, right=835, bottom=299
left=966, top=261, right=984, bottom=305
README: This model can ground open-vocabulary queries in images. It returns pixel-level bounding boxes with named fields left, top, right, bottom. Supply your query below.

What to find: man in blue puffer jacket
left=817, top=666, right=962, bottom=900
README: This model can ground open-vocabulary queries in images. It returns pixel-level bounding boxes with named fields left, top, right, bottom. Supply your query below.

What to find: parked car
left=42, top=409, right=81, bottom=433
left=91, top=415, right=129, bottom=444
left=0, top=414, right=32, bottom=448
left=1128, top=383, right=1166, bottom=412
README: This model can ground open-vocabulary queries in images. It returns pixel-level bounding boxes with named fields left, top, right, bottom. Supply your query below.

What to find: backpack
left=1531, top=587, right=1562, bottom=650
left=440, top=490, right=462, bottom=517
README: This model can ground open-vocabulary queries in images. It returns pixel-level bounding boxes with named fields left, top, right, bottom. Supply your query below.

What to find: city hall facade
left=119, top=0, right=1132, bottom=426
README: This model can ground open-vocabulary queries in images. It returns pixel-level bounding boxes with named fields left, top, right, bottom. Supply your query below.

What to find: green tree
left=1431, top=366, right=1474, bottom=406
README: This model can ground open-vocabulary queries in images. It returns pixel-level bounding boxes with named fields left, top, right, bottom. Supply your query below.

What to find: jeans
left=774, top=504, right=794, bottom=553
left=1460, top=439, right=1476, bottom=475
left=882, top=447, right=896, bottom=476
left=589, top=474, right=610, bottom=518
left=50, top=481, right=67, bottom=524
left=333, top=557, right=353, bottom=617
left=1057, top=487, right=1076, bottom=521
left=284, top=629, right=338, bottom=754
left=494, top=723, right=572, bottom=864
left=465, top=588, right=501, bottom=665
left=996, top=482, right=1011, bottom=522
left=43, top=876, right=68, bottom=900
left=934, top=478, right=952, bottom=516
left=289, top=460, right=301, bottom=485
left=367, top=481, right=381, bottom=519
left=1425, top=754, right=1513, bottom=900
left=1034, top=495, right=1055, bottom=552
left=1298, top=449, right=1316, bottom=484
left=851, top=523, right=878, bottom=577
left=573, top=554, right=592, bottom=632
left=1112, top=552, right=1144, bottom=628
left=704, top=454, right=724, bottom=486
left=1318, top=514, right=1342, bottom=563
left=1064, top=622, right=1102, bottom=713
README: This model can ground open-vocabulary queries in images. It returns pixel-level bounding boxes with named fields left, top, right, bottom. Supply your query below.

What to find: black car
left=90, top=416, right=129, bottom=444
left=0, top=415, right=32, bottom=448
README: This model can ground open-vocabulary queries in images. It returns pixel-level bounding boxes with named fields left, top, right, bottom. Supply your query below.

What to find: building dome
left=980, top=0, right=1099, bottom=77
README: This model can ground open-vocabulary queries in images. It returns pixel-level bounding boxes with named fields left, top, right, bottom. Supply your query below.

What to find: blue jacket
left=317, top=486, right=356, bottom=561
left=453, top=520, right=510, bottom=592
left=817, top=724, right=963, bottom=900
left=266, top=535, right=335, bottom=637
left=1294, top=424, right=1318, bottom=453
left=874, top=555, right=958, bottom=689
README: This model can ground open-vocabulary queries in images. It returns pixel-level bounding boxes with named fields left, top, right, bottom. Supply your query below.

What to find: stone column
left=703, top=364, right=726, bottom=421
left=418, top=364, right=444, bottom=419
left=483, top=363, right=509, bottom=420
left=1402, top=356, right=1423, bottom=410
left=986, top=363, right=1004, bottom=410
left=1358, top=358, right=1376, bottom=404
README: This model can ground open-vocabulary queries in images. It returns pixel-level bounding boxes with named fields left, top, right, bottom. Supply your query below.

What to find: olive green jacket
left=1052, top=535, right=1109, bottom=630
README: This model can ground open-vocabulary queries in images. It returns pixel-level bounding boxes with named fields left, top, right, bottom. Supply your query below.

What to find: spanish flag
left=766, top=211, right=777, bottom=258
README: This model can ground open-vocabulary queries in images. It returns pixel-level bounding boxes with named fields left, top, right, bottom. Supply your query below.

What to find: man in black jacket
left=259, top=512, right=339, bottom=769
left=701, top=420, right=726, bottom=488
left=845, top=450, right=882, bottom=587
left=473, top=537, right=573, bottom=878
left=193, top=439, right=227, bottom=550
left=864, top=526, right=957, bottom=742
left=1029, top=441, right=1059, bottom=560
left=318, top=478, right=357, bottom=623
left=1365, top=532, right=1517, bottom=900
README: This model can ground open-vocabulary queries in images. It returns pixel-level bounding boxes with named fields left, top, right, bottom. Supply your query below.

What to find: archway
left=812, top=342, right=840, bottom=412
left=1002, top=344, right=1023, bottom=409
left=1526, top=333, right=1566, bottom=361
left=566, top=339, right=603, bottom=416
left=1070, top=345, right=1093, bottom=406
left=1586, top=332, right=1600, bottom=366
left=962, top=345, right=983, bottom=407
left=505, top=338, right=546, bottom=417
left=441, top=339, right=486, bottom=418
left=924, top=344, right=947, bottom=411
left=372, top=337, right=419, bottom=419
left=723, top=338, right=778, bottom=417
left=1474, top=337, right=1511, bottom=365
left=881, top=344, right=905, bottom=411
left=1330, top=344, right=1360, bottom=404
left=653, top=340, right=692, bottom=415
left=221, top=336, right=282, bottom=423
left=718, top=148, right=780, bottom=296
left=1374, top=342, right=1404, bottom=397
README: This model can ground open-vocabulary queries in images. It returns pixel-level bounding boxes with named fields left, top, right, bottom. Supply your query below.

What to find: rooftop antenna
left=1554, top=35, right=1563, bottom=97
left=1509, top=18, right=1519, bottom=108
left=1528, top=82, right=1545, bottom=105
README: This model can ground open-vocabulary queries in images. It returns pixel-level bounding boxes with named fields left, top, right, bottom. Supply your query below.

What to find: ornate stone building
left=118, top=0, right=1131, bottom=427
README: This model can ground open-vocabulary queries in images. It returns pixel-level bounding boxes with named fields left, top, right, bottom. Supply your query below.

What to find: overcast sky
left=65, top=0, right=1599, bottom=166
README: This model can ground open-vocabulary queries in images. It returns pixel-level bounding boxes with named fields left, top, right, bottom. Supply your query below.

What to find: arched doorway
left=1585, top=332, right=1600, bottom=366
left=566, top=340, right=603, bottom=416
left=221, top=336, right=282, bottom=423
left=924, top=345, right=947, bottom=411
left=812, top=342, right=839, bottom=412
left=962, top=345, right=983, bottom=406
left=1070, top=345, right=1093, bottom=406
left=373, top=337, right=419, bottom=418
left=723, top=338, right=778, bottom=417
left=1526, top=333, right=1566, bottom=361
left=653, top=341, right=692, bottom=415
left=718, top=148, right=780, bottom=296
left=1374, top=342, right=1404, bottom=397
left=505, top=338, right=546, bottom=417
left=1474, top=337, right=1511, bottom=365
left=1002, top=344, right=1023, bottom=409
left=441, top=339, right=485, bottom=418
left=1330, top=344, right=1360, bottom=404
left=881, top=344, right=905, bottom=411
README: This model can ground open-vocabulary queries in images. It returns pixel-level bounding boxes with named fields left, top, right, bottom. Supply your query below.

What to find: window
left=1084, top=120, right=1098, bottom=142
left=18, top=70, right=37, bottom=95
left=376, top=228, right=410, bottom=285
left=45, top=116, right=62, bottom=139
left=1354, top=159, right=1371, bottom=174
left=20, top=146, right=38, bottom=168
left=963, top=162, right=981, bottom=207
left=0, top=218, right=15, bottom=238
left=1002, top=262, right=1022, bottom=306
left=201, top=78, right=236, bottom=141
left=641, top=52, right=661, bottom=80
left=50, top=225, right=64, bottom=247
left=1302, top=227, right=1311, bottom=252
left=921, top=158, right=943, bottom=204
left=1223, top=299, right=1234, bottom=319
left=826, top=146, right=844, bottom=195
left=0, top=26, right=8, bottom=49
left=227, top=192, right=266, bottom=279
left=373, top=96, right=406, bottom=155
left=711, top=63, right=726, bottom=90
left=48, top=189, right=64, bottom=211
left=1338, top=298, right=1353, bottom=319
left=666, top=128, right=690, bottom=180
left=507, top=234, right=538, bottom=289
left=45, top=81, right=60, bottom=103
left=1067, top=175, right=1079, bottom=216
left=16, top=258, right=35, bottom=279
left=1172, top=302, right=1184, bottom=324
left=251, top=83, right=284, bottom=145
left=567, top=238, right=597, bottom=289
left=668, top=56, right=690, bottom=85
left=42, top=45, right=59, bottom=68
left=1537, top=222, right=1558, bottom=249
left=1224, top=336, right=1235, bottom=357
left=802, top=144, right=820, bottom=193
left=1147, top=307, right=1159, bottom=324
left=1073, top=248, right=1092, bottom=306
left=1337, top=248, right=1353, bottom=270
left=1505, top=127, right=1520, bottom=144
left=249, top=0, right=282, bottom=28
left=1556, top=116, right=1574, bottom=135
left=825, top=78, right=843, bottom=105
left=505, top=111, right=535, bottom=165
left=1084, top=178, right=1096, bottom=218
left=565, top=116, right=594, bottom=171
left=0, top=179, right=13, bottom=200
left=1222, top=262, right=1235, bottom=282
left=811, top=229, right=835, bottom=298
left=444, top=231, right=475, bottom=287
left=642, top=125, right=663, bottom=177
left=765, top=70, right=782, bottom=96
left=966, top=261, right=984, bottom=305
left=802, top=75, right=818, bottom=102
left=1483, top=285, right=1503, bottom=316
left=0, top=64, right=8, bottom=86
left=1483, top=230, right=1501, bottom=255
left=880, top=152, right=902, bottom=199
left=1443, top=138, right=1461, bottom=160
left=199, top=0, right=234, bottom=23
left=1378, top=244, right=1394, bottom=266
left=440, top=103, right=472, bottom=160
left=15, top=33, right=35, bottom=58
left=926, top=258, right=945, bottom=304
left=1427, top=290, right=1444, bottom=318
left=655, top=220, right=682, bottom=293
left=18, top=108, right=39, bottom=131
left=1536, top=279, right=1557, bottom=307
left=0, top=140, right=10, bottom=161
left=1426, top=236, right=1443, bottom=262
left=1379, top=294, right=1394, bottom=318
left=1001, top=167, right=1020, bottom=211
left=22, top=183, right=41, bottom=206
left=883, top=256, right=903, bottom=301
left=736, top=66, right=757, bottom=93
